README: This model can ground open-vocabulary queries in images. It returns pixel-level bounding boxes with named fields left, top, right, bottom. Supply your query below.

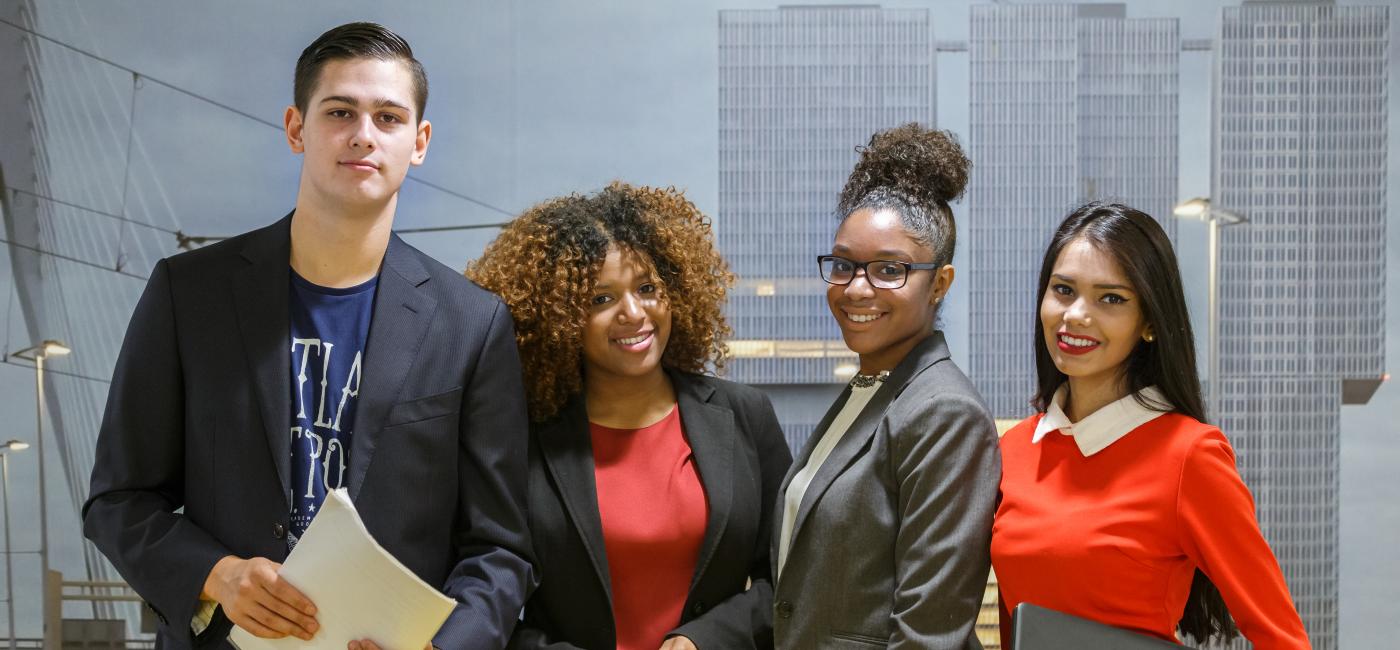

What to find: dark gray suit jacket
left=83, top=214, right=537, bottom=649
left=510, top=370, right=792, bottom=650
left=772, top=333, right=1000, bottom=650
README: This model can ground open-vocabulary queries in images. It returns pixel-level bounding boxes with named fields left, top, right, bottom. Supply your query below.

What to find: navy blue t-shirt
left=288, top=269, right=377, bottom=544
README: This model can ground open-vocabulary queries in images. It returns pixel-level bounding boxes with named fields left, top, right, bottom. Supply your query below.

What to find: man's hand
left=347, top=640, right=432, bottom=650
left=202, top=555, right=318, bottom=640
left=660, top=635, right=698, bottom=650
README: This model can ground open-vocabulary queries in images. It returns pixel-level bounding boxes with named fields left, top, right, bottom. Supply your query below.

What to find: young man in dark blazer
left=82, top=22, right=536, bottom=650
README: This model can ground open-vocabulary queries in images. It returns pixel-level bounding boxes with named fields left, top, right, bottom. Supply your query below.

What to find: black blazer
left=509, top=370, right=792, bottom=650
left=82, top=214, right=537, bottom=649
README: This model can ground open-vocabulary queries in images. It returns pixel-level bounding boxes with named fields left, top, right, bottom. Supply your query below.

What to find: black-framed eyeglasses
left=817, top=255, right=939, bottom=290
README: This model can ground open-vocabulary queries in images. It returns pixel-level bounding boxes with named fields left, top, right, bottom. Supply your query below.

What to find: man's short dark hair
left=294, top=22, right=429, bottom=121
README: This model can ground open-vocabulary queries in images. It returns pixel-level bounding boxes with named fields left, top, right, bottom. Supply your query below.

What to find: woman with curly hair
left=469, top=182, right=792, bottom=650
left=772, top=124, right=1000, bottom=649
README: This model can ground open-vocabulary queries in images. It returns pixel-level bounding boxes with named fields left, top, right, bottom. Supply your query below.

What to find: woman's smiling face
left=580, top=245, right=672, bottom=385
left=827, top=207, right=949, bottom=373
left=1039, top=237, right=1150, bottom=395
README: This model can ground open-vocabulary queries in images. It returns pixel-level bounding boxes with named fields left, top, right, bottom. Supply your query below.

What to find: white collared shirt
left=1031, top=385, right=1173, bottom=457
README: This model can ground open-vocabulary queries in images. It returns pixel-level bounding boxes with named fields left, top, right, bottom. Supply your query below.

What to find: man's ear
left=411, top=118, right=432, bottom=166
left=285, top=105, right=305, bottom=154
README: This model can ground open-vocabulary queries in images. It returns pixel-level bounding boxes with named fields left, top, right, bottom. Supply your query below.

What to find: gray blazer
left=772, top=332, right=1000, bottom=650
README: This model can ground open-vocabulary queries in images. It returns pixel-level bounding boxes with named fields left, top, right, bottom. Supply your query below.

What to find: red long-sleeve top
left=992, top=411, right=1310, bottom=649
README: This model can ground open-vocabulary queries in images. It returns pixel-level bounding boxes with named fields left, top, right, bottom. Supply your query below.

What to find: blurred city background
left=0, top=0, right=1393, bottom=647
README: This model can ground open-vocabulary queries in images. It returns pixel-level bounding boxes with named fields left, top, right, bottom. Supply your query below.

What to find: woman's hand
left=659, top=635, right=698, bottom=650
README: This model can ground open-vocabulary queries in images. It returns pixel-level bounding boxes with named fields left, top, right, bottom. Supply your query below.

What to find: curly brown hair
left=838, top=123, right=971, bottom=266
left=467, top=182, right=733, bottom=422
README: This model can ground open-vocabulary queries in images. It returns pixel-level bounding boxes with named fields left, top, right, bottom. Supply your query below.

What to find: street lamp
left=1172, top=198, right=1247, bottom=420
left=0, top=439, right=29, bottom=650
left=9, top=338, right=70, bottom=643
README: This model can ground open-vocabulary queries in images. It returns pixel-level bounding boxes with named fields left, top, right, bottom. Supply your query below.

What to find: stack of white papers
left=230, top=489, right=456, bottom=650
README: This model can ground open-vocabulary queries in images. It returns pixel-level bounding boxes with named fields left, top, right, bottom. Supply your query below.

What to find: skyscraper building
left=1213, top=2, right=1389, bottom=647
left=968, top=3, right=1179, bottom=418
left=718, top=5, right=936, bottom=449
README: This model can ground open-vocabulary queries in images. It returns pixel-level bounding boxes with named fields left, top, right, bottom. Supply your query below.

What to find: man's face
left=284, top=57, right=431, bottom=213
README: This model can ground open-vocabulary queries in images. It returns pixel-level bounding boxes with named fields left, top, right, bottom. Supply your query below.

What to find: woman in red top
left=470, top=183, right=792, bottom=650
left=991, top=203, right=1310, bottom=648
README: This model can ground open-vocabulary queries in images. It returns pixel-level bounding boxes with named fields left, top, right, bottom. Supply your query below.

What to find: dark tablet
left=1013, top=603, right=1185, bottom=649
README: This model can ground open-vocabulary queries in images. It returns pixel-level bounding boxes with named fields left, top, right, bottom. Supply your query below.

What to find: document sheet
left=229, top=488, right=456, bottom=649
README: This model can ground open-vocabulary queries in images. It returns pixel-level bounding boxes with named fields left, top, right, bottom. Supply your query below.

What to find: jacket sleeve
left=669, top=388, right=793, bottom=649
left=1176, top=431, right=1310, bottom=649
left=888, top=393, right=1001, bottom=649
left=507, top=610, right=589, bottom=650
left=81, top=258, right=233, bottom=645
left=433, top=299, right=541, bottom=650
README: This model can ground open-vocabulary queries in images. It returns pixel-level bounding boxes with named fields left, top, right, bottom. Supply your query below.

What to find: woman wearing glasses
left=469, top=182, right=792, bottom=650
left=772, top=124, right=1000, bottom=649
left=992, top=203, right=1309, bottom=648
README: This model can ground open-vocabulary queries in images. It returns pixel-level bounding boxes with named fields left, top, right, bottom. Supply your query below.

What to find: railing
left=0, top=641, right=155, bottom=649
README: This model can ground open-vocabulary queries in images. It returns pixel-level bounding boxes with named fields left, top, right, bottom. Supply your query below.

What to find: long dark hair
left=1032, top=202, right=1239, bottom=644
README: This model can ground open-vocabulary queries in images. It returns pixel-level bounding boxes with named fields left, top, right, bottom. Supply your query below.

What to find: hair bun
left=840, top=123, right=970, bottom=212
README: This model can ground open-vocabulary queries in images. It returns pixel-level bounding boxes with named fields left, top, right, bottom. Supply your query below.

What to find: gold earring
left=1143, top=332, right=1155, bottom=343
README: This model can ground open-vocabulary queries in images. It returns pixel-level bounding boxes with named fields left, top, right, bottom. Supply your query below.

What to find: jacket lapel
left=772, top=383, right=848, bottom=572
left=536, top=398, right=614, bottom=606
left=346, top=235, right=437, bottom=499
left=783, top=382, right=895, bottom=558
left=230, top=214, right=294, bottom=509
left=781, top=334, right=953, bottom=567
left=672, top=373, right=736, bottom=594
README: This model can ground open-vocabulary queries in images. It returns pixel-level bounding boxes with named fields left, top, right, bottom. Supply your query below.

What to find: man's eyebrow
left=318, top=96, right=411, bottom=112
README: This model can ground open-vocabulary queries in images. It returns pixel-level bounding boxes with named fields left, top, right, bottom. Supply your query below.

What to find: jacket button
left=691, top=601, right=705, bottom=616
left=273, top=523, right=286, bottom=539
left=776, top=601, right=793, bottom=619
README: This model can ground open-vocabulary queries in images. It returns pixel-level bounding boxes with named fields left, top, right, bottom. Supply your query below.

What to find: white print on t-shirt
left=290, top=337, right=363, bottom=498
